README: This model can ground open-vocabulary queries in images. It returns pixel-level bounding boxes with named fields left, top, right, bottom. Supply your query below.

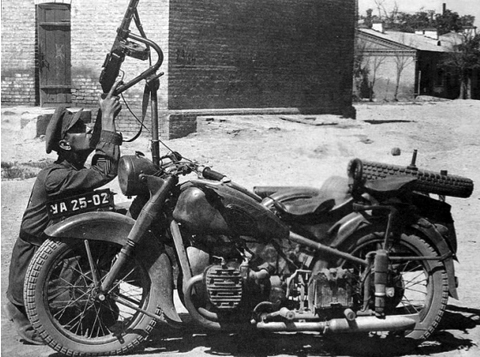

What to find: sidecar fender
left=44, top=211, right=183, bottom=324
left=329, top=212, right=458, bottom=300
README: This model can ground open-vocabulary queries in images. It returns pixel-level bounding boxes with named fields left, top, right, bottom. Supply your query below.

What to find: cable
left=120, top=93, right=150, bottom=133
left=119, top=90, right=183, bottom=159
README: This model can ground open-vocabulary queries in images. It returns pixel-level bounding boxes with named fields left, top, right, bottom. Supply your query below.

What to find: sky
left=358, top=0, right=480, bottom=26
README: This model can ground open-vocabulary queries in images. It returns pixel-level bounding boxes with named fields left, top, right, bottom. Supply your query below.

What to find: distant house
left=1, top=0, right=357, bottom=138
left=356, top=24, right=476, bottom=101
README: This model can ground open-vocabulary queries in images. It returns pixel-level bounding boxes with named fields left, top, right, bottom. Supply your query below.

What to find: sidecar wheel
left=24, top=239, right=162, bottom=356
left=336, top=229, right=449, bottom=340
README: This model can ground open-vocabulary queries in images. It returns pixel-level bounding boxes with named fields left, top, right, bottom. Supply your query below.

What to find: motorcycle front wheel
left=337, top=229, right=449, bottom=340
left=24, top=239, right=162, bottom=356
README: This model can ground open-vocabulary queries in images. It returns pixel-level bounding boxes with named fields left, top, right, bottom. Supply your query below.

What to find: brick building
left=2, top=0, right=357, bottom=138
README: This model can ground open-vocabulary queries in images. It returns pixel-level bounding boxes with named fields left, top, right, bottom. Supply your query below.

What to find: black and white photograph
left=1, top=0, right=479, bottom=356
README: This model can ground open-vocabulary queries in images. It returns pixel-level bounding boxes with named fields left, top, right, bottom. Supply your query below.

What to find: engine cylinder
left=205, top=265, right=243, bottom=310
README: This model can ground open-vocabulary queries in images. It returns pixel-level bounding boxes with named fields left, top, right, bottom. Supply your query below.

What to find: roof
left=359, top=28, right=453, bottom=53
left=439, top=32, right=466, bottom=48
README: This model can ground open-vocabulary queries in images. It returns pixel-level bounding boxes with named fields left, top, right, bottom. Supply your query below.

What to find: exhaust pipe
left=183, top=274, right=222, bottom=330
left=185, top=274, right=416, bottom=334
left=256, top=315, right=417, bottom=333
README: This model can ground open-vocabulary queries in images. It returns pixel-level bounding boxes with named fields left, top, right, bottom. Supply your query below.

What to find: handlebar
left=202, top=167, right=227, bottom=181
left=159, top=152, right=226, bottom=181
left=157, top=153, right=262, bottom=202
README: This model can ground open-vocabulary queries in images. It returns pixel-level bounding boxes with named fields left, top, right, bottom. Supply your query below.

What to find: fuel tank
left=172, top=180, right=289, bottom=241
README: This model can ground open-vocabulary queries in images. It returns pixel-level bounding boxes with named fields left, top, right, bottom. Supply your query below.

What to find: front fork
left=99, top=174, right=178, bottom=293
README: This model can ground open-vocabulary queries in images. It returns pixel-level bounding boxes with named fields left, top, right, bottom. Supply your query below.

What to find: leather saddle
left=361, top=176, right=417, bottom=198
left=254, top=176, right=352, bottom=222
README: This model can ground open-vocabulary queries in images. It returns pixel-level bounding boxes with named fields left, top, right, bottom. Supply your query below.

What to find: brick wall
left=1, top=0, right=37, bottom=104
left=169, top=0, right=356, bottom=113
left=2, top=0, right=356, bottom=137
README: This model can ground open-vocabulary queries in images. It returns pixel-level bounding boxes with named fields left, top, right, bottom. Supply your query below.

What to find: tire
left=348, top=159, right=474, bottom=198
left=336, top=228, right=449, bottom=340
left=24, top=239, right=162, bottom=356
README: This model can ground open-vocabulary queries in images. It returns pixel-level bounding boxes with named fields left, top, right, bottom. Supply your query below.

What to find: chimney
left=424, top=29, right=439, bottom=40
left=372, top=21, right=384, bottom=33
left=443, top=3, right=447, bottom=15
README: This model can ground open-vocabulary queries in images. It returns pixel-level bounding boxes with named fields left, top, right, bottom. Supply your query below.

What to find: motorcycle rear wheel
left=24, top=239, right=161, bottom=356
left=337, top=229, right=448, bottom=340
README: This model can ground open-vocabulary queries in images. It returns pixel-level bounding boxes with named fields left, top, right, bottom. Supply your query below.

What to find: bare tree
left=368, top=55, right=387, bottom=101
left=353, top=40, right=368, bottom=100
left=355, top=37, right=387, bottom=101
left=393, top=53, right=413, bottom=101
left=392, top=52, right=414, bottom=100
left=354, top=39, right=387, bottom=101
left=373, top=0, right=388, bottom=18
left=372, top=0, right=398, bottom=20
left=385, top=1, right=399, bottom=27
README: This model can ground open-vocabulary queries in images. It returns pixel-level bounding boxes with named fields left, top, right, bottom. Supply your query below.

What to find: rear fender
left=328, top=212, right=458, bottom=300
left=412, top=218, right=458, bottom=300
left=328, top=212, right=371, bottom=248
left=44, top=211, right=182, bottom=324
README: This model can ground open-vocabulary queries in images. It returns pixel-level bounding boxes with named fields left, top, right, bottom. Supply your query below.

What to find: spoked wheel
left=338, top=229, right=449, bottom=340
left=24, top=239, right=162, bottom=356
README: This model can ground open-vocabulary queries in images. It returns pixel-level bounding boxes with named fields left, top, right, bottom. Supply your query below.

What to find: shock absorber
left=374, top=249, right=389, bottom=318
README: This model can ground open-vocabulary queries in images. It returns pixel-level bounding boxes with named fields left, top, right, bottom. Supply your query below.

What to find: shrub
left=1, top=160, right=53, bottom=180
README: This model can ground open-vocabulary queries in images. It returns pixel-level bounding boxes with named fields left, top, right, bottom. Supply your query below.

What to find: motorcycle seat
left=273, top=196, right=336, bottom=218
left=363, top=176, right=417, bottom=197
left=263, top=177, right=352, bottom=221
left=253, top=186, right=322, bottom=199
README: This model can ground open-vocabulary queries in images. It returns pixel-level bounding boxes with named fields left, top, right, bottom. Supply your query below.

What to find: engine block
left=204, top=265, right=243, bottom=310
left=312, top=268, right=354, bottom=309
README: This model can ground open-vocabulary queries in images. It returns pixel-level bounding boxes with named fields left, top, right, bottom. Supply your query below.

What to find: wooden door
left=37, top=4, right=72, bottom=106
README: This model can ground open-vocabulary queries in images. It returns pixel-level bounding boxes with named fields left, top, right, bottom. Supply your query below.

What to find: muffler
left=256, top=315, right=417, bottom=333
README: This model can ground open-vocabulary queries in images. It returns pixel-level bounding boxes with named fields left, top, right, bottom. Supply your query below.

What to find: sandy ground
left=1, top=99, right=479, bottom=356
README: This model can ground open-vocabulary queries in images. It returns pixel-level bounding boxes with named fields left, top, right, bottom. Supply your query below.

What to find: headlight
left=118, top=153, right=158, bottom=196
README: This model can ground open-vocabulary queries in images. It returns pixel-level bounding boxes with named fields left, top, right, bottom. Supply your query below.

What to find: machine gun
left=98, top=0, right=164, bottom=165
left=100, top=0, right=153, bottom=93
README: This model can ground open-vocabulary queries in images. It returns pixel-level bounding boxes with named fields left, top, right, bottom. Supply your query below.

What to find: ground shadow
left=363, top=119, right=414, bottom=124
left=47, top=304, right=479, bottom=357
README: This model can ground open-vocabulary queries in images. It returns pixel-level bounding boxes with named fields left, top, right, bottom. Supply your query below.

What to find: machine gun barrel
left=117, top=0, right=141, bottom=39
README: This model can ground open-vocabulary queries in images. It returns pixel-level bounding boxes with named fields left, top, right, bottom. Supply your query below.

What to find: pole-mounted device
left=99, top=0, right=164, bottom=166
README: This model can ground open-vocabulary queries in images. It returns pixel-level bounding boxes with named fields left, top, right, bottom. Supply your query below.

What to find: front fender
left=44, top=211, right=182, bottom=324
left=45, top=211, right=134, bottom=245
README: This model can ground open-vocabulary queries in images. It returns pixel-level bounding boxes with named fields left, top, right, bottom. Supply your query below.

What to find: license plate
left=47, top=189, right=114, bottom=219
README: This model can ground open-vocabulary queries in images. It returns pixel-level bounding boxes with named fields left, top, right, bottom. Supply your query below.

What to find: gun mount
left=99, top=0, right=164, bottom=166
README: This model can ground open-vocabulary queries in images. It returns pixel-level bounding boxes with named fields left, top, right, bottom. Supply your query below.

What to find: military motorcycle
left=23, top=0, right=474, bottom=355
